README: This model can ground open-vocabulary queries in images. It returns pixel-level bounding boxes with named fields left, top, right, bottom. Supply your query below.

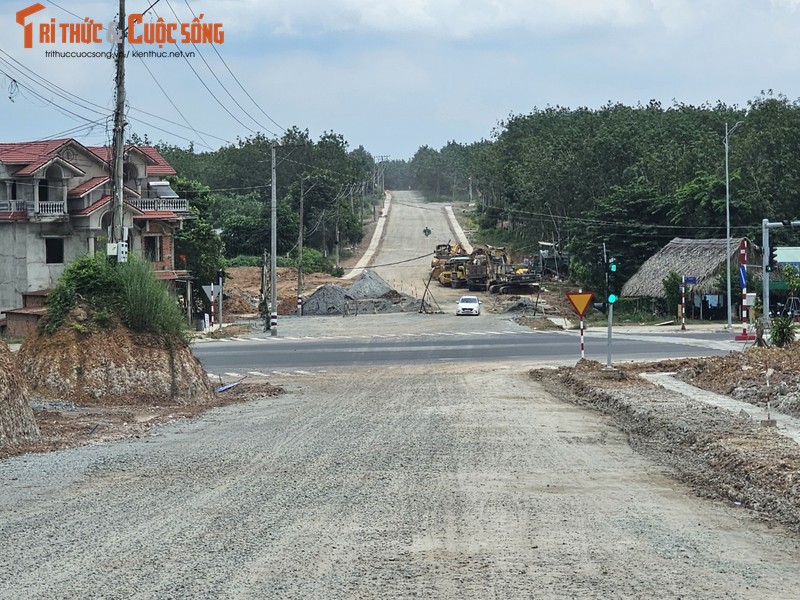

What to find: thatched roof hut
left=622, top=237, right=758, bottom=299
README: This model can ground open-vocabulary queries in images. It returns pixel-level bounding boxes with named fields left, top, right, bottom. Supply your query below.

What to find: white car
left=456, top=295, right=481, bottom=316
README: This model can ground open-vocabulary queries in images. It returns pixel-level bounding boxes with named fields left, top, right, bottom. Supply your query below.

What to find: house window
left=144, top=236, right=162, bottom=262
left=45, top=238, right=64, bottom=264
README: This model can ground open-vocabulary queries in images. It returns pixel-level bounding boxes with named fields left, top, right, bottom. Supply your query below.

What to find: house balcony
left=0, top=200, right=67, bottom=217
left=129, top=197, right=189, bottom=213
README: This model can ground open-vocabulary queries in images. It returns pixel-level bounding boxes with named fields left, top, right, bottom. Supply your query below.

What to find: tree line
left=148, top=127, right=383, bottom=284
left=387, top=92, right=800, bottom=292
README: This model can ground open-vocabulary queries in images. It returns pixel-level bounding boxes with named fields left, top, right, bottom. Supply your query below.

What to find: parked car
left=456, top=295, right=481, bottom=316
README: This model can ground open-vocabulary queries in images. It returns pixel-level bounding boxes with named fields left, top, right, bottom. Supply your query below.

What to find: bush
left=224, top=255, right=261, bottom=267
left=118, top=258, right=188, bottom=342
left=39, top=254, right=187, bottom=343
left=769, top=316, right=797, bottom=348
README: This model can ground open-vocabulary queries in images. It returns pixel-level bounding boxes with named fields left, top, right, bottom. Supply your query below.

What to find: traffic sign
left=566, top=292, right=595, bottom=318
left=684, top=276, right=697, bottom=284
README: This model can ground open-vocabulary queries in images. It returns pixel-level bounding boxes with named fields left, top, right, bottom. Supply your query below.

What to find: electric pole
left=270, top=141, right=277, bottom=336
left=111, top=0, right=126, bottom=245
left=297, top=178, right=305, bottom=317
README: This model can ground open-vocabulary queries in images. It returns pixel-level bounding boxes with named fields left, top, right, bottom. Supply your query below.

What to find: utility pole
left=270, top=141, right=278, bottom=336
left=297, top=178, right=305, bottom=317
left=111, top=0, right=126, bottom=246
left=335, top=208, right=340, bottom=268
left=360, top=181, right=365, bottom=223
left=724, top=120, right=744, bottom=329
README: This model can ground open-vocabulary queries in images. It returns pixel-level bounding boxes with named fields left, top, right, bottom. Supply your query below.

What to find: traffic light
left=607, top=257, right=619, bottom=304
left=766, top=246, right=778, bottom=272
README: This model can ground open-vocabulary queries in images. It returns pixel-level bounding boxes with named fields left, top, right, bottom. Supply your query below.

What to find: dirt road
left=2, top=363, right=800, bottom=598
left=371, top=190, right=465, bottom=307
left=5, top=191, right=800, bottom=598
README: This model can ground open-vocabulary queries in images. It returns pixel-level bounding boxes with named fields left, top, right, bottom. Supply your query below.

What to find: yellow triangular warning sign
left=566, top=292, right=595, bottom=318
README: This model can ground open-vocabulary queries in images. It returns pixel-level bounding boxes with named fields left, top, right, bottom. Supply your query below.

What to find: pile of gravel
left=302, top=284, right=350, bottom=316
left=345, top=270, right=393, bottom=299
left=302, top=271, right=432, bottom=315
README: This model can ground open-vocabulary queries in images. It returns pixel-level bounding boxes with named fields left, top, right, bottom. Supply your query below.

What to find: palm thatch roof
left=622, top=237, right=758, bottom=299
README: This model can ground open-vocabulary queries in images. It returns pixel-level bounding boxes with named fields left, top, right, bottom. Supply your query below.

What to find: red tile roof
left=132, top=211, right=178, bottom=220
left=0, top=211, right=27, bottom=221
left=137, top=146, right=176, bottom=175
left=86, top=145, right=175, bottom=176
left=70, top=194, right=112, bottom=216
left=68, top=176, right=109, bottom=198
left=0, top=139, right=70, bottom=163
left=0, top=139, right=176, bottom=178
left=69, top=195, right=145, bottom=217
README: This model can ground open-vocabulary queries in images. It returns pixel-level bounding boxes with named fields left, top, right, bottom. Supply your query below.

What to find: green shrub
left=118, top=258, right=188, bottom=342
left=224, top=255, right=262, bottom=267
left=39, top=254, right=187, bottom=343
left=769, top=316, right=797, bottom=348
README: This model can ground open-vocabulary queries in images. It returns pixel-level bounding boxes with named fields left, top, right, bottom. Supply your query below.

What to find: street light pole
left=724, top=120, right=744, bottom=329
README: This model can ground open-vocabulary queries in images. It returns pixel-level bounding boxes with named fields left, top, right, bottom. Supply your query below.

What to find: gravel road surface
left=3, top=362, right=800, bottom=598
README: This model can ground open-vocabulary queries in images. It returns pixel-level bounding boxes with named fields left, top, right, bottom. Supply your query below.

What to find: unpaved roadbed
left=538, top=360, right=800, bottom=533
left=4, top=363, right=800, bottom=598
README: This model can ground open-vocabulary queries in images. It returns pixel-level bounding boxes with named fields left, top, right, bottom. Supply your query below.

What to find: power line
left=0, top=50, right=227, bottom=149
left=161, top=0, right=280, bottom=137
left=180, top=0, right=284, bottom=133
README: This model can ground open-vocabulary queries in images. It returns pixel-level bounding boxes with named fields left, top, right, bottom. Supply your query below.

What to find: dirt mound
left=0, top=342, right=39, bottom=448
left=303, top=284, right=350, bottom=316
left=346, top=270, right=393, bottom=299
left=675, top=344, right=800, bottom=418
left=18, top=324, right=214, bottom=406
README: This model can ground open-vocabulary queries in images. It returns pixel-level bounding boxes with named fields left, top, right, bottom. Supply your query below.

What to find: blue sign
left=739, top=265, right=747, bottom=288
left=684, top=276, right=697, bottom=284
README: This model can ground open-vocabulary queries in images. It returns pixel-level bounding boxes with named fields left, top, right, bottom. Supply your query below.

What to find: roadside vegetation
left=383, top=92, right=800, bottom=297
left=39, top=254, right=188, bottom=343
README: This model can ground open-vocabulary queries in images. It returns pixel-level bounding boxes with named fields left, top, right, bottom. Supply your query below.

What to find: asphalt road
left=192, top=327, right=738, bottom=376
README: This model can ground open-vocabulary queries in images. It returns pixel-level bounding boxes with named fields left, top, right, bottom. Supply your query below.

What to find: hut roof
left=622, top=237, right=758, bottom=299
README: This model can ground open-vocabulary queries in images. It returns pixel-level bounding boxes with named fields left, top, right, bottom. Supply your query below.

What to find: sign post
left=736, top=240, right=756, bottom=341
left=566, top=292, right=594, bottom=360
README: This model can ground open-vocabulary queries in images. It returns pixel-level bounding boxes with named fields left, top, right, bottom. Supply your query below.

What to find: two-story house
left=0, top=138, right=192, bottom=336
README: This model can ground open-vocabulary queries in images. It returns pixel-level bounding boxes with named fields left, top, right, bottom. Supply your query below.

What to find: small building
left=622, top=237, right=759, bottom=318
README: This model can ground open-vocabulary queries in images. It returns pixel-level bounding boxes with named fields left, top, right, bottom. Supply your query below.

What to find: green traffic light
left=609, top=263, right=617, bottom=272
left=608, top=293, right=618, bottom=304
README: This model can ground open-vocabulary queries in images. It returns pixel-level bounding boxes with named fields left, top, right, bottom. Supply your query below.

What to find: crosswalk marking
left=198, top=329, right=538, bottom=345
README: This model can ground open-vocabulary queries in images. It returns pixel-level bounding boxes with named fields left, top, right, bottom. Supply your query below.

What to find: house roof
left=86, top=145, right=175, bottom=176
left=0, top=212, right=27, bottom=222
left=0, top=138, right=176, bottom=178
left=622, top=237, right=758, bottom=298
left=68, top=176, right=109, bottom=198
left=69, top=195, right=144, bottom=217
left=0, top=139, right=105, bottom=171
left=133, top=211, right=178, bottom=220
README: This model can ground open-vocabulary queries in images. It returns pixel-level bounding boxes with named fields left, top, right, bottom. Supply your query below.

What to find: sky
left=2, top=0, right=800, bottom=160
